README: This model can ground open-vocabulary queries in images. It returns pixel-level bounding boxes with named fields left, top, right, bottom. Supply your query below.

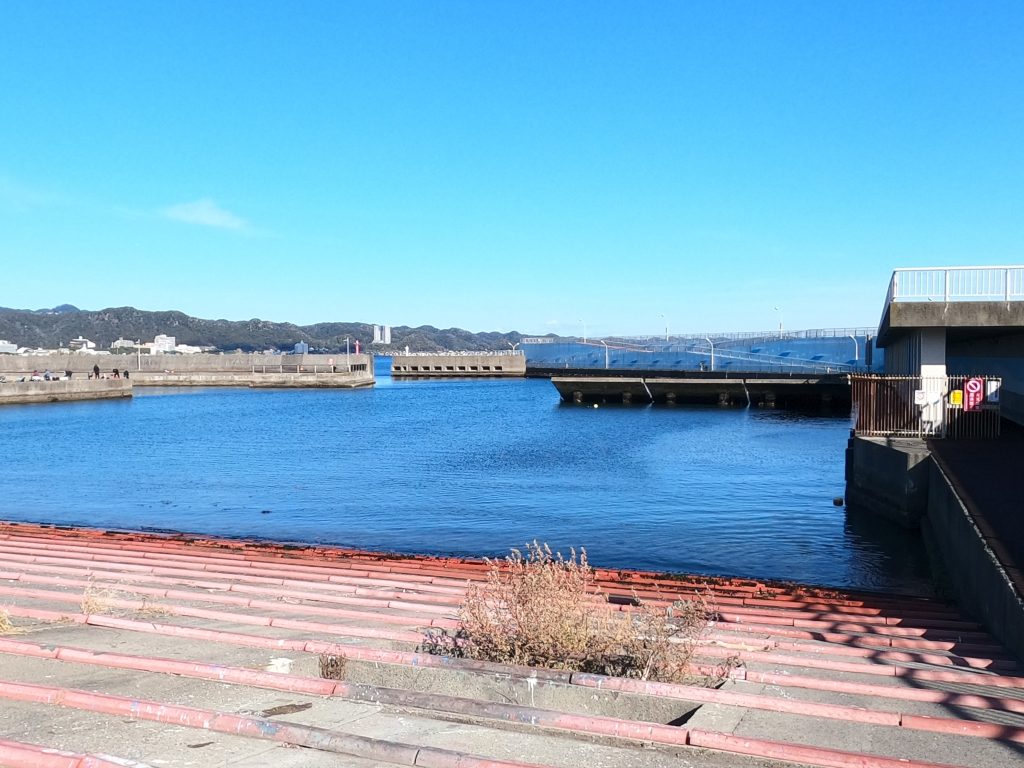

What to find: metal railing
left=886, top=266, right=1024, bottom=304
left=851, top=374, right=1002, bottom=439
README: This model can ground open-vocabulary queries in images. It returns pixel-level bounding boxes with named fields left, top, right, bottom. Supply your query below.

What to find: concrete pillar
left=919, top=328, right=948, bottom=436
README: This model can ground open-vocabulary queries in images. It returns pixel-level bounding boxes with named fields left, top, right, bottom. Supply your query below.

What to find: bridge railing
left=887, top=266, right=1024, bottom=304
left=851, top=374, right=1002, bottom=439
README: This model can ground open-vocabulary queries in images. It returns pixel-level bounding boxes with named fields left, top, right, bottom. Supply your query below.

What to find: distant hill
left=0, top=305, right=535, bottom=353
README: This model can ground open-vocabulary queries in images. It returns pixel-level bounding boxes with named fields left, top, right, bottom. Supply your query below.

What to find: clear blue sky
left=1, top=2, right=1021, bottom=337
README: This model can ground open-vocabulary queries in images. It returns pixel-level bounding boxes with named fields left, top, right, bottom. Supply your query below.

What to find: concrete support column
left=919, top=328, right=948, bottom=435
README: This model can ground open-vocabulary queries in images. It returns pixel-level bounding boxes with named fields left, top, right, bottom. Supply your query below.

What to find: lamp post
left=774, top=307, right=784, bottom=336
left=660, top=314, right=669, bottom=342
left=136, top=340, right=141, bottom=371
left=848, top=334, right=859, bottom=362
left=599, top=340, right=610, bottom=369
left=345, top=337, right=350, bottom=369
left=704, top=337, right=715, bottom=372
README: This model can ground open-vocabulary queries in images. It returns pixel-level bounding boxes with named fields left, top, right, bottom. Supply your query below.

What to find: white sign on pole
left=986, top=379, right=1001, bottom=403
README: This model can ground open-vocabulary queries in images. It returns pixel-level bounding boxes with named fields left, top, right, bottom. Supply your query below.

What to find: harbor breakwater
left=0, top=378, right=132, bottom=405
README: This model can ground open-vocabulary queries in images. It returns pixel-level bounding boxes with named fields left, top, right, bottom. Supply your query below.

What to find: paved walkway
left=1, top=522, right=1023, bottom=768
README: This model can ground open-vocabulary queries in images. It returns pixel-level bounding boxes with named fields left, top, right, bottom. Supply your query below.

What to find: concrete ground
left=1, top=521, right=1023, bottom=768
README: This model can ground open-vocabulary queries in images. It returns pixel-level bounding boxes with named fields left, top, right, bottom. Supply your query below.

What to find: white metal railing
left=887, top=266, right=1024, bottom=304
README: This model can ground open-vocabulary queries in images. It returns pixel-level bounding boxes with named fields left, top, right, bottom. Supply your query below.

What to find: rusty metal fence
left=851, top=375, right=1002, bottom=439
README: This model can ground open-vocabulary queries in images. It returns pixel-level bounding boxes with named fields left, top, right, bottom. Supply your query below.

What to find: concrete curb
left=0, top=680, right=545, bottom=768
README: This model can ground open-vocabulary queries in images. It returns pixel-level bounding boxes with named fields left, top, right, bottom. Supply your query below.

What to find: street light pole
left=704, top=337, right=715, bottom=371
left=599, top=340, right=609, bottom=369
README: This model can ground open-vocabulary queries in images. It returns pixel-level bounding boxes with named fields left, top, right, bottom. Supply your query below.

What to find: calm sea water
left=0, top=361, right=933, bottom=594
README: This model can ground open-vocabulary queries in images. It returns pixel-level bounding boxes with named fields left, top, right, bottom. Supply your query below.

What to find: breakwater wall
left=135, top=370, right=373, bottom=388
left=391, top=353, right=525, bottom=377
left=0, top=352, right=372, bottom=375
left=0, top=378, right=132, bottom=406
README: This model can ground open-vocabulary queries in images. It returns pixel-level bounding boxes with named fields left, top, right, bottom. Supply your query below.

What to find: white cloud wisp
left=162, top=198, right=248, bottom=231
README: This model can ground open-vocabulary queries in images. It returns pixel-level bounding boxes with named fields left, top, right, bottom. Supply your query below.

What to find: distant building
left=69, top=336, right=96, bottom=351
left=293, top=341, right=309, bottom=355
left=149, top=334, right=176, bottom=353
left=373, top=325, right=392, bottom=345
left=110, top=338, right=139, bottom=350
left=0, top=339, right=17, bottom=354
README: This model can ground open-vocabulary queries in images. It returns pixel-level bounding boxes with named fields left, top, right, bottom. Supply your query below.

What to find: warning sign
left=964, top=377, right=984, bottom=412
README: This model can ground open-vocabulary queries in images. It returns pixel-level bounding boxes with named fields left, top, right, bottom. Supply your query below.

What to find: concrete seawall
left=925, top=458, right=1024, bottom=661
left=846, top=434, right=1024, bottom=662
left=391, top=353, right=525, bottom=377
left=135, top=370, right=373, bottom=388
left=0, top=353, right=374, bottom=388
left=0, top=378, right=132, bottom=406
left=844, top=436, right=930, bottom=527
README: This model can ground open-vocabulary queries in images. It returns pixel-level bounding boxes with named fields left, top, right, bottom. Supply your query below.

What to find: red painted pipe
left=688, top=729, right=963, bottom=768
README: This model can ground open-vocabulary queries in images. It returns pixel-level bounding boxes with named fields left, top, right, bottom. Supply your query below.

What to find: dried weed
left=318, top=654, right=347, bottom=680
left=422, top=541, right=718, bottom=685
left=0, top=607, right=25, bottom=635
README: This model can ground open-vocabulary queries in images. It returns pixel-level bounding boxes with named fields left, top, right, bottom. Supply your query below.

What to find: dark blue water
left=0, top=364, right=933, bottom=593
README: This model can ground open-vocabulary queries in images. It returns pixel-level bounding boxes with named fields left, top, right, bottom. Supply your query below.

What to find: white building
left=293, top=341, right=309, bottom=355
left=373, top=325, right=392, bottom=345
left=149, top=334, right=176, bottom=353
left=0, top=339, right=17, bottom=354
left=69, top=336, right=96, bottom=351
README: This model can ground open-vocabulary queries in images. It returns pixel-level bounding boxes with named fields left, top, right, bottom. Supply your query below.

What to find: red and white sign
left=964, top=377, right=984, bottom=412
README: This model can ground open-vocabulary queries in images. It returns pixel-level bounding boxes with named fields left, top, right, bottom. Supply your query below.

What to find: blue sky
left=1, top=2, right=1021, bottom=337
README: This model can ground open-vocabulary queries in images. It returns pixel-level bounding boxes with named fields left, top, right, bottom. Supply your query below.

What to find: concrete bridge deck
left=1, top=523, right=1023, bottom=768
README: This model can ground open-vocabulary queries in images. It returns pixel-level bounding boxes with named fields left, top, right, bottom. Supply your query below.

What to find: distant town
left=0, top=328, right=391, bottom=358
left=0, top=305, right=528, bottom=354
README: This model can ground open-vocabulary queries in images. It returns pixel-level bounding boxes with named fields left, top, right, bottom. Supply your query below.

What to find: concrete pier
left=549, top=371, right=850, bottom=408
left=0, top=378, right=132, bottom=406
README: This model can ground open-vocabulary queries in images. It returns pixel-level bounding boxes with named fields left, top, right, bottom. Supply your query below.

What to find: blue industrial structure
left=523, top=329, right=883, bottom=374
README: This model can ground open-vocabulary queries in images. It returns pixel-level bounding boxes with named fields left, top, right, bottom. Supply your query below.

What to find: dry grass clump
left=318, top=653, right=348, bottom=680
left=422, top=542, right=715, bottom=684
left=80, top=582, right=123, bottom=615
left=0, top=607, right=25, bottom=635
left=80, top=581, right=172, bottom=618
